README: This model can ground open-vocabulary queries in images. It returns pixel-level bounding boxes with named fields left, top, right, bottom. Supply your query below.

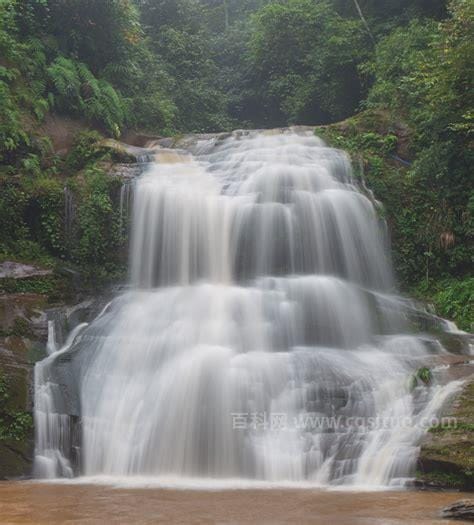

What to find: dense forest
left=0, top=0, right=472, bottom=328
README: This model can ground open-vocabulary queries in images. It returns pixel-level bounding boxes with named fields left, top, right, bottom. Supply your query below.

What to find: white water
left=34, top=129, right=467, bottom=486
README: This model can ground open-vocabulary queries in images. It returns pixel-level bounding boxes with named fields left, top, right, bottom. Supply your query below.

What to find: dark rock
left=441, top=500, right=474, bottom=521
left=107, top=162, right=142, bottom=180
left=0, top=293, right=48, bottom=345
left=0, top=293, right=49, bottom=479
left=0, top=291, right=107, bottom=479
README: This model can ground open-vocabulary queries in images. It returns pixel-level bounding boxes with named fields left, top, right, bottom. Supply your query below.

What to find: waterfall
left=34, top=129, right=469, bottom=486
left=119, top=180, right=133, bottom=236
left=64, top=186, right=75, bottom=239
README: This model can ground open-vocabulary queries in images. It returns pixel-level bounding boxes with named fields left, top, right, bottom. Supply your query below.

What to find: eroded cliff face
left=0, top=288, right=48, bottom=479
left=0, top=262, right=107, bottom=479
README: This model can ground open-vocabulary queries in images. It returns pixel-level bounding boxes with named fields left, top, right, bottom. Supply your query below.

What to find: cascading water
left=64, top=186, right=75, bottom=239
left=34, top=129, right=469, bottom=486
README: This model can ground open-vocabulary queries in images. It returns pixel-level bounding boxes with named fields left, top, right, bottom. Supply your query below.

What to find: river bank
left=0, top=482, right=472, bottom=524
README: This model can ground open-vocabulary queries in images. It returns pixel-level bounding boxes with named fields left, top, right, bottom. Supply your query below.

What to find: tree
left=247, top=0, right=370, bottom=126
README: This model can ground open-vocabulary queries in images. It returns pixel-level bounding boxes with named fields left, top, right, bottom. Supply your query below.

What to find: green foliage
left=0, top=74, right=30, bottom=161
left=0, top=275, right=59, bottom=295
left=414, top=367, right=433, bottom=386
left=416, top=469, right=470, bottom=490
left=71, top=167, right=126, bottom=282
left=20, top=176, right=65, bottom=256
left=0, top=160, right=126, bottom=287
left=0, top=177, right=29, bottom=253
left=365, top=2, right=473, bottom=285
left=429, top=422, right=474, bottom=433
left=11, top=317, right=33, bottom=338
left=0, top=241, right=55, bottom=270
left=0, top=411, right=33, bottom=442
left=365, top=20, right=438, bottom=113
left=409, top=366, right=433, bottom=390
left=0, top=0, right=471, bottom=303
left=427, top=278, right=473, bottom=331
left=66, top=130, right=104, bottom=172
left=143, top=3, right=233, bottom=132
left=246, top=0, right=369, bottom=126
left=47, top=57, right=127, bottom=136
left=0, top=317, right=33, bottom=338
left=0, top=1, right=44, bottom=162
left=0, top=172, right=63, bottom=269
left=0, top=373, right=33, bottom=442
left=44, top=0, right=143, bottom=73
left=20, top=154, right=42, bottom=177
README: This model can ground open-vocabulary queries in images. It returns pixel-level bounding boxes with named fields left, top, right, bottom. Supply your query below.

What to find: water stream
left=34, top=129, right=468, bottom=486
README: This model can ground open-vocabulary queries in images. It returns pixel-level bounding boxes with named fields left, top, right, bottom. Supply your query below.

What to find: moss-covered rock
left=416, top=380, right=474, bottom=491
left=0, top=293, right=49, bottom=479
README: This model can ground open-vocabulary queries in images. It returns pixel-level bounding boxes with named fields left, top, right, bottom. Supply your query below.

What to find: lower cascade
left=34, top=129, right=469, bottom=487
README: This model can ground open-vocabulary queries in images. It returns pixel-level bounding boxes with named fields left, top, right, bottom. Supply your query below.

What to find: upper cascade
left=130, top=130, right=394, bottom=290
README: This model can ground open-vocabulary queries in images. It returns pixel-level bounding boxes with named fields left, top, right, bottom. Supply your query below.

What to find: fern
left=0, top=81, right=29, bottom=160
left=47, top=56, right=128, bottom=136
left=47, top=56, right=82, bottom=110
left=32, top=98, right=49, bottom=121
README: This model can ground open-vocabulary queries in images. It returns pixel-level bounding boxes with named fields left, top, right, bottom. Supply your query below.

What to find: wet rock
left=0, top=293, right=48, bottom=344
left=120, top=130, right=162, bottom=148
left=0, top=262, right=52, bottom=280
left=417, top=378, right=474, bottom=491
left=47, top=297, right=107, bottom=349
left=107, top=162, right=142, bottom=180
left=0, top=294, right=49, bottom=479
left=0, top=368, right=35, bottom=479
left=0, top=290, right=107, bottom=479
left=152, top=127, right=317, bottom=154
left=99, top=138, right=151, bottom=163
left=441, top=499, right=474, bottom=520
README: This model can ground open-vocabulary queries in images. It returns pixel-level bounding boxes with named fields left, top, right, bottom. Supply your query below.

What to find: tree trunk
left=352, top=0, right=375, bottom=45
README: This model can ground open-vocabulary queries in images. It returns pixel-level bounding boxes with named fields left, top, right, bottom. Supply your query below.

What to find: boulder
left=0, top=262, right=52, bottom=280
left=441, top=500, right=474, bottom=521
left=99, top=138, right=152, bottom=163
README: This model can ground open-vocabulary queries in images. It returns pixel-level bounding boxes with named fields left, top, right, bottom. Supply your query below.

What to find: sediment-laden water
left=0, top=482, right=471, bottom=525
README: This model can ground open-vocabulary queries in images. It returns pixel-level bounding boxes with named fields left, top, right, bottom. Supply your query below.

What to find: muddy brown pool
left=0, top=482, right=472, bottom=524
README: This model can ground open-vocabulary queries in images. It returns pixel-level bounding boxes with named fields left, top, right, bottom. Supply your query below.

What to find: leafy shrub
left=0, top=373, right=33, bottom=442
left=0, top=75, right=30, bottom=162
left=432, top=278, right=474, bottom=332
left=365, top=2, right=473, bottom=284
left=72, top=167, right=125, bottom=282
left=66, top=130, right=104, bottom=172
left=0, top=177, right=29, bottom=252
left=47, top=57, right=127, bottom=136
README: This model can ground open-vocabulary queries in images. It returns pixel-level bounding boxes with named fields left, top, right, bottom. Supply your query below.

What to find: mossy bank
left=417, top=379, right=474, bottom=491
